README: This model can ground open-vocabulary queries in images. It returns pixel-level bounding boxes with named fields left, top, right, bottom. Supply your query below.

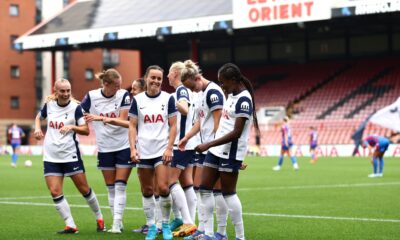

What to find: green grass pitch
left=0, top=155, right=399, bottom=239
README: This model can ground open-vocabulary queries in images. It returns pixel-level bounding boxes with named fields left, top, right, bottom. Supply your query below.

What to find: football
left=24, top=160, right=32, bottom=167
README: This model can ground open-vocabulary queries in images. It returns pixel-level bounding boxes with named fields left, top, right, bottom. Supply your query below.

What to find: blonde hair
left=45, top=78, right=79, bottom=103
left=170, top=61, right=185, bottom=75
left=181, top=60, right=201, bottom=82
left=95, top=68, right=121, bottom=86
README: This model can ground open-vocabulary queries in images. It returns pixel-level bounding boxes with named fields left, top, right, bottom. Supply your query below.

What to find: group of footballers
left=33, top=60, right=259, bottom=240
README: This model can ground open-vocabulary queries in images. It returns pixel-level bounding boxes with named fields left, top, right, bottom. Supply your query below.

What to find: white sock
left=107, top=185, right=115, bottom=217
left=142, top=195, right=156, bottom=225
left=83, top=188, right=103, bottom=220
left=224, top=194, right=245, bottom=239
left=196, top=189, right=204, bottom=231
left=214, top=191, right=228, bottom=235
left=159, top=194, right=172, bottom=223
left=53, top=195, right=76, bottom=228
left=171, top=194, right=182, bottom=220
left=155, top=196, right=163, bottom=229
left=184, top=186, right=197, bottom=222
left=113, top=181, right=127, bottom=227
left=200, top=189, right=214, bottom=236
left=171, top=184, right=193, bottom=224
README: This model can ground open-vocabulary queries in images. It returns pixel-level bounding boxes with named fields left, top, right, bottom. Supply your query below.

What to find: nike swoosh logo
left=390, top=107, right=398, bottom=113
left=221, top=163, right=229, bottom=166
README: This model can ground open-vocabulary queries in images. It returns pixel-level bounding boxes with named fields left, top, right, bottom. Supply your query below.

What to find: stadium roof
left=15, top=0, right=233, bottom=51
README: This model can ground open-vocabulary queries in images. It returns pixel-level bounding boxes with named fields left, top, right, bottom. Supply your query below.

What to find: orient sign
left=233, top=0, right=331, bottom=29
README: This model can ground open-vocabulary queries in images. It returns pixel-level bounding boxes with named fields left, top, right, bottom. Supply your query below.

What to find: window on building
left=10, top=35, right=19, bottom=50
left=11, top=96, right=20, bottom=109
left=11, top=66, right=20, bottom=78
left=85, top=69, right=94, bottom=81
left=9, top=4, right=19, bottom=16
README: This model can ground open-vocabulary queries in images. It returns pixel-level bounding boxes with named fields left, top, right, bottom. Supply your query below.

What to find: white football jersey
left=191, top=91, right=202, bottom=147
left=198, top=82, right=225, bottom=152
left=173, top=85, right=197, bottom=150
left=40, top=100, right=85, bottom=163
left=209, top=90, right=253, bottom=161
left=81, top=89, right=131, bottom=152
left=129, top=91, right=177, bottom=159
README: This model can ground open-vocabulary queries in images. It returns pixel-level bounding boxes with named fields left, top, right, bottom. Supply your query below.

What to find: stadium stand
left=251, top=57, right=400, bottom=145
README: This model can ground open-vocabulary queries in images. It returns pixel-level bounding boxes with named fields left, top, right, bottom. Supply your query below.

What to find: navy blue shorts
left=137, top=156, right=163, bottom=169
left=282, top=144, right=293, bottom=151
left=193, top=153, right=205, bottom=168
left=97, top=148, right=135, bottom=170
left=44, top=159, right=85, bottom=177
left=310, top=144, right=317, bottom=150
left=203, top=152, right=242, bottom=173
left=171, top=150, right=195, bottom=170
left=11, top=143, right=21, bottom=149
left=377, top=139, right=389, bottom=153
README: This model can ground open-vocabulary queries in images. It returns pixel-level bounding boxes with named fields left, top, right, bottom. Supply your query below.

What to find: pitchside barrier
left=1, top=144, right=400, bottom=157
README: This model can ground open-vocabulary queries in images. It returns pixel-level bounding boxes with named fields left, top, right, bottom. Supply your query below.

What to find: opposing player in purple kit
left=178, top=60, right=229, bottom=240
left=309, top=126, right=318, bottom=164
left=167, top=61, right=198, bottom=237
left=8, top=123, right=25, bottom=167
left=272, top=116, right=299, bottom=171
left=128, top=65, right=176, bottom=240
left=362, top=134, right=390, bottom=178
left=194, top=63, right=260, bottom=240
left=34, top=79, right=104, bottom=234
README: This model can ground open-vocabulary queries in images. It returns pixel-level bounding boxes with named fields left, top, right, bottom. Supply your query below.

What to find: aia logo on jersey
left=144, top=114, right=164, bottom=123
left=49, top=121, right=64, bottom=129
left=100, top=113, right=117, bottom=118
left=198, top=110, right=205, bottom=118
left=210, top=94, right=220, bottom=104
left=240, top=101, right=250, bottom=112
left=222, top=109, right=229, bottom=120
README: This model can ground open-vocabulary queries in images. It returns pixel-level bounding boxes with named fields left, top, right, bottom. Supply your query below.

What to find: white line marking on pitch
left=0, top=201, right=399, bottom=223
left=238, top=182, right=400, bottom=191
left=1, top=182, right=399, bottom=200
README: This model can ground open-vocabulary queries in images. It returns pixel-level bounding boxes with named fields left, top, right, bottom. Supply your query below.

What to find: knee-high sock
left=214, top=190, right=228, bottom=235
left=113, top=181, right=127, bottom=226
left=12, top=153, right=18, bottom=164
left=170, top=187, right=182, bottom=220
left=142, top=195, right=156, bottom=226
left=290, top=156, right=298, bottom=164
left=53, top=195, right=76, bottom=228
left=155, top=196, right=163, bottom=228
left=184, top=185, right=197, bottom=222
left=379, top=157, right=384, bottom=174
left=195, top=187, right=204, bottom=231
left=107, top=184, right=115, bottom=217
left=200, top=189, right=214, bottom=237
left=277, top=156, right=283, bottom=166
left=83, top=188, right=103, bottom=220
left=170, top=183, right=193, bottom=224
left=224, top=193, right=245, bottom=240
left=159, top=194, right=172, bottom=224
left=373, top=157, right=378, bottom=174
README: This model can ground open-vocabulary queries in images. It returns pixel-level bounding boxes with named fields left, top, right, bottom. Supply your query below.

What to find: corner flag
left=370, top=97, right=400, bottom=132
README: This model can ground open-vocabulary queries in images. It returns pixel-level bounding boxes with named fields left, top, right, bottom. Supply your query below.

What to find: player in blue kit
left=81, top=69, right=133, bottom=233
left=194, top=63, right=260, bottom=240
left=272, top=116, right=299, bottom=171
left=362, top=135, right=390, bottom=178
left=8, top=123, right=25, bottom=167
left=309, top=126, right=318, bottom=164
left=34, top=79, right=104, bottom=234
left=128, top=65, right=177, bottom=240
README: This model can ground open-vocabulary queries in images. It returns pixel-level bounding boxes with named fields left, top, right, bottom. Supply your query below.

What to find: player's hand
left=34, top=129, right=44, bottom=140
left=130, top=148, right=140, bottom=163
left=84, top=113, right=100, bottom=122
left=162, top=148, right=173, bottom=164
left=240, top=163, right=248, bottom=170
left=59, top=125, right=73, bottom=135
left=177, top=138, right=187, bottom=151
left=195, top=143, right=210, bottom=153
